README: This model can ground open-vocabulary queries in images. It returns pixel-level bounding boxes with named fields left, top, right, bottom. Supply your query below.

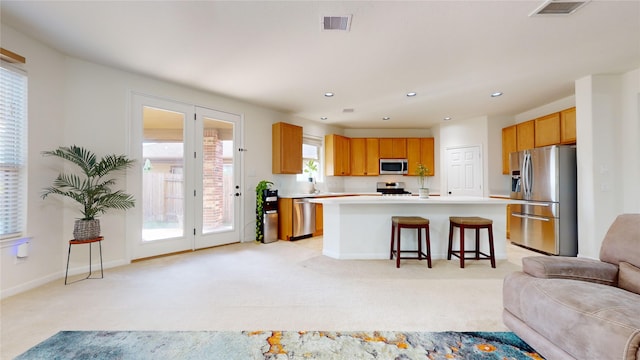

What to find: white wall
left=488, top=115, right=515, bottom=196
left=575, top=69, right=640, bottom=259
left=437, top=116, right=489, bottom=197
left=1, top=25, right=67, bottom=297
left=0, top=24, right=340, bottom=298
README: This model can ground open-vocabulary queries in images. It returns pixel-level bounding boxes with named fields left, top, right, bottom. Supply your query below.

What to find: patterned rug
left=15, top=330, right=544, bottom=359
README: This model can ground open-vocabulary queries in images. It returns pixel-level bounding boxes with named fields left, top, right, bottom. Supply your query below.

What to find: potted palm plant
left=416, top=163, right=430, bottom=199
left=41, top=145, right=136, bottom=240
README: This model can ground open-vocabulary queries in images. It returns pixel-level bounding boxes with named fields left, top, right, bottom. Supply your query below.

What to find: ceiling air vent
left=530, top=0, right=590, bottom=16
left=322, top=15, right=352, bottom=31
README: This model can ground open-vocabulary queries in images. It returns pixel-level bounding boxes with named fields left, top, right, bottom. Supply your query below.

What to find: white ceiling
left=2, top=1, right=639, bottom=129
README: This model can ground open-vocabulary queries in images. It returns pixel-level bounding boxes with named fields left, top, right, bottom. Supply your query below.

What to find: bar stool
left=447, top=217, right=495, bottom=268
left=65, top=236, right=104, bottom=285
left=390, top=216, right=432, bottom=268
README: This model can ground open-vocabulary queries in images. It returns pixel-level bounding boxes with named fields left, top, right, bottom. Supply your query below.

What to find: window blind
left=0, top=63, right=27, bottom=239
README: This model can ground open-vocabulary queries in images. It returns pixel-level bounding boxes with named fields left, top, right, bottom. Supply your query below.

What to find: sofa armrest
left=522, top=256, right=618, bottom=286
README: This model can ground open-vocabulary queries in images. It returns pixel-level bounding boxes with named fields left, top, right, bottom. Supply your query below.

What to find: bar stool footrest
left=449, top=250, right=493, bottom=261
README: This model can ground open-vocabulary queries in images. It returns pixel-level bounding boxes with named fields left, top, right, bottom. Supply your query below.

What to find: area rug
left=15, top=330, right=544, bottom=359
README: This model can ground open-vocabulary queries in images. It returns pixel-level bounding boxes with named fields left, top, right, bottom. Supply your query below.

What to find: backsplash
left=271, top=174, right=439, bottom=195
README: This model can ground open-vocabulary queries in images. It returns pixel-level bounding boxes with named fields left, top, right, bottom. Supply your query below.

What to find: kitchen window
left=297, top=135, right=323, bottom=182
left=0, top=60, right=28, bottom=239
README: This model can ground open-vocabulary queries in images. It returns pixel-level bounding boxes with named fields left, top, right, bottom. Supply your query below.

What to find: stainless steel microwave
left=379, top=159, right=408, bottom=175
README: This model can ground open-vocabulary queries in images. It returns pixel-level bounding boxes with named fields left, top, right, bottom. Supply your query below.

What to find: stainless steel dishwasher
left=292, top=198, right=315, bottom=240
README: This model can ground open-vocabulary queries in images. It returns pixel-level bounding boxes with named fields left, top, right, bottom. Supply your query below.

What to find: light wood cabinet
left=313, top=203, right=323, bottom=236
left=516, top=120, right=535, bottom=151
left=277, top=197, right=293, bottom=240
left=407, top=138, right=435, bottom=176
left=560, top=107, right=576, bottom=144
left=325, top=134, right=351, bottom=176
left=350, top=138, right=379, bottom=176
left=272, top=122, right=302, bottom=174
left=506, top=204, right=511, bottom=239
left=535, top=113, right=561, bottom=147
left=502, top=125, right=517, bottom=174
left=379, top=138, right=407, bottom=158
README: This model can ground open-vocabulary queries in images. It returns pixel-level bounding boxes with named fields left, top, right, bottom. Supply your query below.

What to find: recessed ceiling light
left=324, top=92, right=334, bottom=97
left=443, top=117, right=452, bottom=121
left=491, top=92, right=503, bottom=97
left=382, top=116, right=391, bottom=121
left=320, top=117, right=328, bottom=120
left=406, top=92, right=417, bottom=97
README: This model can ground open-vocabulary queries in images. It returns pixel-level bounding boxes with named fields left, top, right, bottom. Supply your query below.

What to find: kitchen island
left=310, top=196, right=524, bottom=261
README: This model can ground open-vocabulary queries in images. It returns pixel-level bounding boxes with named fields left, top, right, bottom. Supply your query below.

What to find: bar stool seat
left=390, top=216, right=432, bottom=268
left=65, top=236, right=104, bottom=285
left=447, top=216, right=496, bottom=268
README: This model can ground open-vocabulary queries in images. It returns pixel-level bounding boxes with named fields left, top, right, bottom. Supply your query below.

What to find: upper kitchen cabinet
left=502, top=125, right=517, bottom=174
left=516, top=120, right=535, bottom=151
left=379, top=138, right=407, bottom=158
left=407, top=138, right=435, bottom=176
left=560, top=107, right=576, bottom=144
left=534, top=113, right=561, bottom=147
left=272, top=122, right=303, bottom=174
left=350, top=138, right=379, bottom=176
left=325, top=134, right=351, bottom=176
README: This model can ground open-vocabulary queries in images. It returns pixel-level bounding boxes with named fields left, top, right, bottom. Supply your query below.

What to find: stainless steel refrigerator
left=509, top=145, right=577, bottom=256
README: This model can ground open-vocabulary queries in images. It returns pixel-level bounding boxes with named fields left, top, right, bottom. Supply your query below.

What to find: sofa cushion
left=619, top=261, right=640, bottom=295
left=522, top=256, right=618, bottom=286
left=599, top=214, right=640, bottom=268
left=504, top=271, right=640, bottom=360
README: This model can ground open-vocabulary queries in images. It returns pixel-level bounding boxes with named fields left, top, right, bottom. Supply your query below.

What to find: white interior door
left=129, top=94, right=243, bottom=260
left=446, top=145, right=483, bottom=197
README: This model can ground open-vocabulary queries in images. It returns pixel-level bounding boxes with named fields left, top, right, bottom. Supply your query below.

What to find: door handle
left=513, top=213, right=550, bottom=222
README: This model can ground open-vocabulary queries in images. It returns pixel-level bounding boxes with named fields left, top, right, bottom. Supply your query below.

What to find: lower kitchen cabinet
left=313, top=203, right=323, bottom=236
left=277, top=198, right=293, bottom=240
left=277, top=198, right=324, bottom=240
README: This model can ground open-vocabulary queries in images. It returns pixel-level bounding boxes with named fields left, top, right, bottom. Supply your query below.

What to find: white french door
left=194, top=106, right=242, bottom=249
left=129, top=94, right=242, bottom=260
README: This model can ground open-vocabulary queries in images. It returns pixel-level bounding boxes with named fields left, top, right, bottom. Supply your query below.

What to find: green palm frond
left=42, top=145, right=136, bottom=220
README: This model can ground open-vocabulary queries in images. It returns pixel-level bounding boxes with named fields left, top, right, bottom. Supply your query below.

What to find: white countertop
left=277, top=192, right=380, bottom=199
left=310, top=195, right=524, bottom=205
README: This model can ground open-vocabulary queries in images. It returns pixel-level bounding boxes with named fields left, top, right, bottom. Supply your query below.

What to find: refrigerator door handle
left=521, top=152, right=529, bottom=198
left=527, top=202, right=550, bottom=207
left=512, top=213, right=551, bottom=222
left=525, top=152, right=533, bottom=198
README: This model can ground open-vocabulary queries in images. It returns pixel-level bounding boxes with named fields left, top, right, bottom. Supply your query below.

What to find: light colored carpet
left=1, top=237, right=537, bottom=359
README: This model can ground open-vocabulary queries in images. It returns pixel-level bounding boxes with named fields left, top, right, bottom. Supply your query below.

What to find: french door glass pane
left=142, top=106, right=185, bottom=241
left=202, top=116, right=234, bottom=235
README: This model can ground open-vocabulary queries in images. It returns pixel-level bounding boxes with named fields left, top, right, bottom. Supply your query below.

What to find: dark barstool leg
left=425, top=225, right=432, bottom=268
left=396, top=225, right=402, bottom=268
left=417, top=227, right=423, bottom=260
left=65, top=243, right=72, bottom=285
left=488, top=224, right=496, bottom=268
left=447, top=222, right=454, bottom=260
left=459, top=225, right=465, bottom=268
left=390, top=222, right=395, bottom=260
left=475, top=228, right=480, bottom=260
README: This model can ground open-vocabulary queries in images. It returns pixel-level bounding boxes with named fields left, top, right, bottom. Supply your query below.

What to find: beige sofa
left=503, top=214, right=640, bottom=360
